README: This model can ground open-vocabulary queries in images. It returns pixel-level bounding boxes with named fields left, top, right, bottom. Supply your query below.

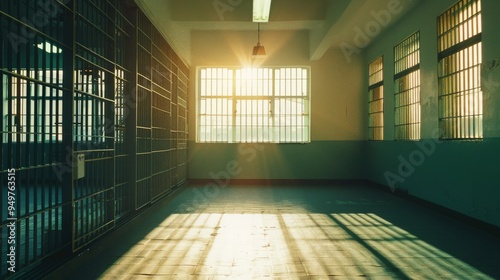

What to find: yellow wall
left=187, top=29, right=368, bottom=180
left=188, top=29, right=366, bottom=142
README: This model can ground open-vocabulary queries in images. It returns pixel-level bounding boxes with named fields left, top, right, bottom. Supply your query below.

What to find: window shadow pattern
left=58, top=185, right=500, bottom=279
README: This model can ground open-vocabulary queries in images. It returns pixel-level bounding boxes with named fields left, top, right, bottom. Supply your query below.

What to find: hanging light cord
left=257, top=23, right=261, bottom=45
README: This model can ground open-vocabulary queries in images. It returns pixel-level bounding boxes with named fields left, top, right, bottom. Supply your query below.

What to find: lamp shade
left=252, top=42, right=266, bottom=58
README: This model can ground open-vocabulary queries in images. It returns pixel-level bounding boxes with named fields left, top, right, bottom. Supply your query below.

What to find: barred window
left=368, top=56, right=384, bottom=140
left=437, top=0, right=482, bottom=139
left=394, top=31, right=421, bottom=140
left=197, top=67, right=310, bottom=143
left=3, top=69, right=64, bottom=143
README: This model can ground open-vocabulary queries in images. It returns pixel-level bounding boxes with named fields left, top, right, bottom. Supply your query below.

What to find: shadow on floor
left=45, top=183, right=500, bottom=279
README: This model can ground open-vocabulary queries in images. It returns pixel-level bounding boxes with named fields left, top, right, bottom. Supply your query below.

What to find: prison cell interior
left=0, top=0, right=189, bottom=278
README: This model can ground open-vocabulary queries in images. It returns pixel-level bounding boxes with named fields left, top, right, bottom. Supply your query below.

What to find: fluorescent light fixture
left=253, top=0, right=271, bottom=22
left=36, top=42, right=62, bottom=54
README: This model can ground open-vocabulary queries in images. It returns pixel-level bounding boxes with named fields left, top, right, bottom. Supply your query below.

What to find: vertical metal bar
left=279, top=69, right=282, bottom=141
left=467, top=48, right=471, bottom=138
left=23, top=217, right=28, bottom=266
left=200, top=71, right=204, bottom=142
left=476, top=43, right=480, bottom=138
left=123, top=5, right=137, bottom=211
left=475, top=43, right=479, bottom=138
left=204, top=69, right=208, bottom=144
left=270, top=69, right=275, bottom=142
left=275, top=69, right=279, bottom=142
left=35, top=57, right=42, bottom=169
left=412, top=74, right=415, bottom=139
left=462, top=48, right=466, bottom=138
left=475, top=43, right=480, bottom=137
left=26, top=74, right=32, bottom=165
left=209, top=70, right=213, bottom=142
left=214, top=69, right=218, bottom=141
left=285, top=68, right=289, bottom=142
left=61, top=0, right=75, bottom=249
left=0, top=76, right=4, bottom=172
left=245, top=70, right=248, bottom=142
left=471, top=46, right=475, bottom=138
left=13, top=29, right=20, bottom=166
left=256, top=70, right=259, bottom=142
left=294, top=68, right=298, bottom=142
left=243, top=98, right=246, bottom=142
left=253, top=71, right=257, bottom=141
left=410, top=72, right=413, bottom=139
left=211, top=70, right=215, bottom=142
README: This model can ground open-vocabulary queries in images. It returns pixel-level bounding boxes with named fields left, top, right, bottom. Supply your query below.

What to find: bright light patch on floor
left=101, top=212, right=493, bottom=279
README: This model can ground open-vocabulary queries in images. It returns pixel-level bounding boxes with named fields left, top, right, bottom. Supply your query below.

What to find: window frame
left=394, top=31, right=421, bottom=141
left=4, top=69, right=65, bottom=143
left=437, top=0, right=483, bottom=140
left=196, top=66, right=311, bottom=143
left=368, top=56, right=384, bottom=141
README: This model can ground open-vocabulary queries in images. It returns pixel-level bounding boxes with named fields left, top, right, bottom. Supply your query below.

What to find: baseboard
left=187, top=178, right=368, bottom=186
left=366, top=180, right=500, bottom=237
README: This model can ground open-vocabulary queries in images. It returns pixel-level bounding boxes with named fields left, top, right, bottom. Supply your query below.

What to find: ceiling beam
left=309, top=0, right=368, bottom=61
left=309, top=0, right=419, bottom=61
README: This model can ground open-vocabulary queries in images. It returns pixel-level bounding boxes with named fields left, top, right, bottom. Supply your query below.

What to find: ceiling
left=134, top=0, right=420, bottom=64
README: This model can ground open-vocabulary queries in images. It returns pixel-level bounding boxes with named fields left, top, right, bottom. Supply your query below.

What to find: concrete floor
left=46, top=183, right=500, bottom=279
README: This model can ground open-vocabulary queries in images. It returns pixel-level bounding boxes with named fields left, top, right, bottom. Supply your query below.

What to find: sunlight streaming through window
left=197, top=67, right=310, bottom=143
left=437, top=0, right=482, bottom=139
left=394, top=31, right=421, bottom=140
left=368, top=57, right=384, bottom=141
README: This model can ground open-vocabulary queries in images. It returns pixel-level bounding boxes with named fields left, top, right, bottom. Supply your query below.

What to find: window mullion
left=232, top=70, right=236, bottom=143
left=437, top=0, right=482, bottom=140
left=198, top=67, right=309, bottom=143
left=272, top=69, right=275, bottom=143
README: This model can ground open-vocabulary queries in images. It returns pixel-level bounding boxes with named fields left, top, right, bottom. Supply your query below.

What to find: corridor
left=46, top=183, right=500, bottom=279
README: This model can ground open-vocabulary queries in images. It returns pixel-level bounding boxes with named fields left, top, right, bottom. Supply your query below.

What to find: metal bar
left=199, top=67, right=308, bottom=143
left=26, top=78, right=32, bottom=166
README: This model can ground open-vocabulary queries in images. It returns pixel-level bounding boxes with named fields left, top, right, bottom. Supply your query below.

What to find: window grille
left=368, top=57, right=384, bottom=140
left=0, top=1, right=189, bottom=276
left=437, top=0, right=482, bottom=139
left=394, top=31, right=421, bottom=140
left=197, top=67, right=310, bottom=143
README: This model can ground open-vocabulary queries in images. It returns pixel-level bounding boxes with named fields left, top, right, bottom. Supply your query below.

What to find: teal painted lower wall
left=366, top=138, right=500, bottom=228
left=188, top=139, right=500, bottom=228
left=188, top=141, right=367, bottom=180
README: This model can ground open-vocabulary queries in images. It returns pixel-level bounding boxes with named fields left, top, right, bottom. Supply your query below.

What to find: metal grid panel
left=197, top=67, right=310, bottom=143
left=1, top=1, right=189, bottom=277
left=171, top=64, right=179, bottom=185
left=114, top=67, right=130, bottom=218
left=136, top=153, right=152, bottom=208
left=135, top=8, right=189, bottom=204
left=368, top=56, right=384, bottom=141
left=437, top=0, right=481, bottom=53
left=437, top=0, right=482, bottom=139
left=198, top=68, right=233, bottom=142
left=177, top=68, right=188, bottom=184
left=151, top=26, right=173, bottom=200
left=72, top=0, right=116, bottom=251
left=135, top=10, right=152, bottom=209
left=113, top=0, right=134, bottom=220
left=0, top=1, right=72, bottom=277
left=273, top=68, right=309, bottom=143
left=394, top=32, right=421, bottom=140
